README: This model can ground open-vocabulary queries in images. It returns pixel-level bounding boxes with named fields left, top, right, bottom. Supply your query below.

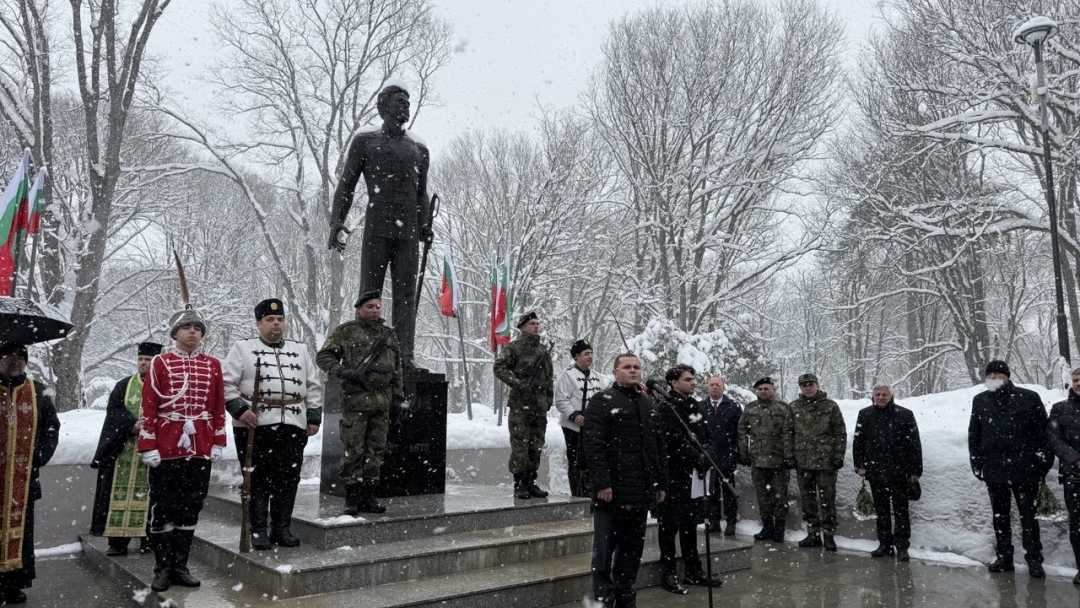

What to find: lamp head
left=1014, top=16, right=1058, bottom=46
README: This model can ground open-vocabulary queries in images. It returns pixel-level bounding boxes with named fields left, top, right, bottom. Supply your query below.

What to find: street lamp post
left=1015, top=16, right=1071, bottom=365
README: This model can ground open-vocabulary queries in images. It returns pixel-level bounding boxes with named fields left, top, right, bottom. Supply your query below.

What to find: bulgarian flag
left=26, top=167, right=47, bottom=235
left=490, top=250, right=512, bottom=352
left=438, top=240, right=459, bottom=317
left=0, top=150, right=31, bottom=296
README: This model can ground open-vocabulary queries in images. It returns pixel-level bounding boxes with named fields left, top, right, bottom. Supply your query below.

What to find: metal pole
left=1034, top=40, right=1071, bottom=364
left=495, top=344, right=504, bottom=427
left=456, top=312, right=474, bottom=420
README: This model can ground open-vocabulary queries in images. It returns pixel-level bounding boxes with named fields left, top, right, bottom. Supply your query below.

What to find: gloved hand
left=141, top=450, right=162, bottom=468
left=210, top=445, right=223, bottom=462
left=831, top=459, right=844, bottom=471
left=782, top=459, right=797, bottom=470
left=328, top=222, right=352, bottom=252
left=336, top=367, right=366, bottom=386
left=737, top=453, right=751, bottom=467
left=697, top=453, right=712, bottom=473
left=972, top=468, right=984, bottom=481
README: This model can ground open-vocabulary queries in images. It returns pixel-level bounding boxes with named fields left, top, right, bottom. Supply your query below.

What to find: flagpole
left=24, top=232, right=39, bottom=299
left=495, top=345, right=504, bottom=427
left=455, top=311, right=474, bottom=420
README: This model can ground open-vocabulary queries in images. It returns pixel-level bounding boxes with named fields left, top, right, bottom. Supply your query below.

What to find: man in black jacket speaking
left=968, top=360, right=1053, bottom=578
left=584, top=353, right=668, bottom=608
left=853, top=384, right=921, bottom=561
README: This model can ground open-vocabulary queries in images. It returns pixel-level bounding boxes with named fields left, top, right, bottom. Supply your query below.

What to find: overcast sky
left=149, top=0, right=882, bottom=153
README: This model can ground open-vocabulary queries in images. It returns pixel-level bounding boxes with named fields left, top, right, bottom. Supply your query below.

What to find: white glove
left=141, top=450, right=162, bottom=468
left=210, top=445, right=223, bottom=462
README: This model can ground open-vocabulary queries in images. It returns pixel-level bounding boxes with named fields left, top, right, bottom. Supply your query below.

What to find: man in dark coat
left=654, top=365, right=721, bottom=594
left=703, top=376, right=741, bottom=536
left=968, top=360, right=1053, bottom=578
left=91, top=341, right=161, bottom=556
left=1048, top=367, right=1080, bottom=585
left=853, top=384, right=922, bottom=562
left=0, top=342, right=60, bottom=605
left=583, top=353, right=668, bottom=608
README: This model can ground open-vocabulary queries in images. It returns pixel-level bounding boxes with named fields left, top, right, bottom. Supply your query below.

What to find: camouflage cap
left=798, top=373, right=819, bottom=385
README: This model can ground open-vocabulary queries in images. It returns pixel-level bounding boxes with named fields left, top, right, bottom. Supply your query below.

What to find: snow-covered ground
left=50, top=385, right=1078, bottom=574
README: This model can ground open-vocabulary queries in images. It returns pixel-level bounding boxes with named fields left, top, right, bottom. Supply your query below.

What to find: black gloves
left=782, top=459, right=796, bottom=470
left=336, top=367, right=365, bottom=386
left=737, top=453, right=751, bottom=467
left=831, top=459, right=844, bottom=471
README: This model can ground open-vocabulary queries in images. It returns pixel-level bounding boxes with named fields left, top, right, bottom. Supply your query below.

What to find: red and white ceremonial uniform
left=139, top=347, right=227, bottom=459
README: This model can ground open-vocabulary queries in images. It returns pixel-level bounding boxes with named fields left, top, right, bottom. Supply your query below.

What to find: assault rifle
left=519, top=341, right=555, bottom=399
left=239, top=359, right=262, bottom=553
left=342, top=324, right=397, bottom=385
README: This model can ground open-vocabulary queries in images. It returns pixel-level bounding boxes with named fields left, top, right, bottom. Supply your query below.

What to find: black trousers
left=562, top=427, right=587, bottom=497
left=658, top=523, right=701, bottom=573
left=148, top=458, right=212, bottom=531
left=592, top=507, right=648, bottom=605
left=707, top=468, right=738, bottom=526
left=359, top=232, right=418, bottom=361
left=986, top=481, right=1042, bottom=563
left=1065, top=481, right=1080, bottom=567
left=869, top=478, right=910, bottom=547
left=234, top=424, right=307, bottom=493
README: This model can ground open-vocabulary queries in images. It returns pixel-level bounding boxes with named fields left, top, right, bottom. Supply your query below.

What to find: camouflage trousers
left=507, top=407, right=547, bottom=475
left=797, top=469, right=838, bottom=535
left=752, top=467, right=790, bottom=523
left=339, top=409, right=389, bottom=486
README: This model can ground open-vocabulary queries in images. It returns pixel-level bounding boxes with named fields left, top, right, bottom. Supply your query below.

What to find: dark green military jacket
left=738, top=397, right=793, bottom=468
left=493, top=333, right=553, bottom=413
left=316, top=317, right=404, bottom=412
left=789, top=390, right=847, bottom=470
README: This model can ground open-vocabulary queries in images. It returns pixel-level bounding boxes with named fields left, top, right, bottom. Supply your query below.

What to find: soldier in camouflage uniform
left=737, top=377, right=794, bottom=543
left=790, top=373, right=847, bottom=552
left=494, top=311, right=554, bottom=499
left=316, top=290, right=404, bottom=516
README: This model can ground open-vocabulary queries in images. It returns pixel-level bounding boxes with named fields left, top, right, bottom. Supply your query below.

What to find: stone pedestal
left=320, top=369, right=448, bottom=497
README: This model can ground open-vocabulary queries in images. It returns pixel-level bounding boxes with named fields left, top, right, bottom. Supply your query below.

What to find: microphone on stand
left=645, top=378, right=672, bottom=399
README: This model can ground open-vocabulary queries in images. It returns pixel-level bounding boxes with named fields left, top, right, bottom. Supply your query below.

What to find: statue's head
left=377, top=85, right=410, bottom=126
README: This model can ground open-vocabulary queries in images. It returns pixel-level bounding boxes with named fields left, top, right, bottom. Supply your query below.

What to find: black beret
left=570, top=339, right=592, bottom=358
left=753, top=377, right=775, bottom=388
left=137, top=342, right=163, bottom=357
left=354, top=290, right=381, bottom=308
left=985, top=360, right=1010, bottom=378
left=516, top=311, right=538, bottom=328
left=255, top=298, right=285, bottom=320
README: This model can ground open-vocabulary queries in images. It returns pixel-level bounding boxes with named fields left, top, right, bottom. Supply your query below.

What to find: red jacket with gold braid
left=138, top=348, right=227, bottom=460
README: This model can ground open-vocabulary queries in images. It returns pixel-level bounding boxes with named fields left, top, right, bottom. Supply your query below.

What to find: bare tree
left=0, top=1, right=176, bottom=410
left=585, top=0, right=843, bottom=336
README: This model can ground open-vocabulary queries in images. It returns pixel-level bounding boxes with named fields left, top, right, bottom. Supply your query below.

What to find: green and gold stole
left=0, top=380, right=37, bottom=572
left=104, top=375, right=150, bottom=538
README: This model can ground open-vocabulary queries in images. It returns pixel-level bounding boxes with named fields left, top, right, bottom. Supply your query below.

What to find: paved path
left=23, top=538, right=1080, bottom=607
left=554, top=540, right=1078, bottom=608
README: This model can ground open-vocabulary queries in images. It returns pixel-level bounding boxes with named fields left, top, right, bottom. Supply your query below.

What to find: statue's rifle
left=239, top=359, right=262, bottom=553
left=412, top=194, right=440, bottom=322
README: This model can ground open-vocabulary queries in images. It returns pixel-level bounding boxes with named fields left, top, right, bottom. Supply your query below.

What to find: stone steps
left=203, top=483, right=592, bottom=550
left=80, top=484, right=753, bottom=607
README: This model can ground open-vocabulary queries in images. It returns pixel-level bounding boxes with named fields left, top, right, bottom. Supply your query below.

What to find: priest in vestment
left=91, top=342, right=161, bottom=555
left=0, top=342, right=60, bottom=605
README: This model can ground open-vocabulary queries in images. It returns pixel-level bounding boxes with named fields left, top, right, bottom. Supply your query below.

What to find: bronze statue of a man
left=329, top=83, right=432, bottom=369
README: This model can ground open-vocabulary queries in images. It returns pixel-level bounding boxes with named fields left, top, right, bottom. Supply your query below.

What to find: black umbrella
left=0, top=297, right=73, bottom=345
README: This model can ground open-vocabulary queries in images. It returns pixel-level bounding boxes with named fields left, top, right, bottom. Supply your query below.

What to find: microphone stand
left=657, top=390, right=738, bottom=608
